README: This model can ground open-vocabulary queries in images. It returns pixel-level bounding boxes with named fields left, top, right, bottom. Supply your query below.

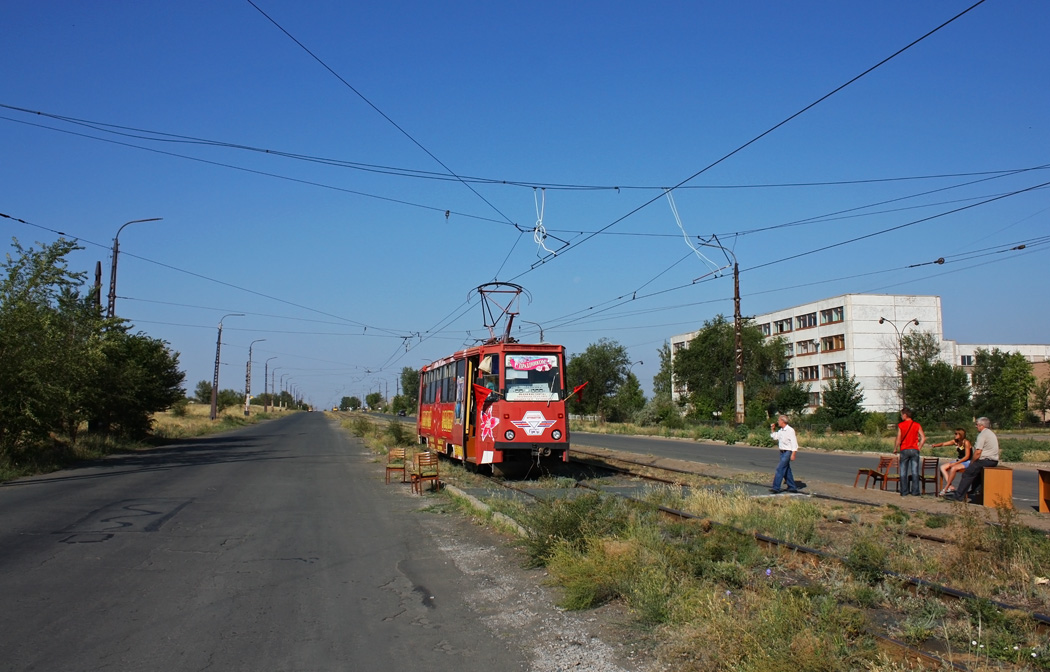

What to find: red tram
left=417, top=341, right=570, bottom=469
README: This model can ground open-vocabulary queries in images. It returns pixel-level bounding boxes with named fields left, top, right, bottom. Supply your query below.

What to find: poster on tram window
left=504, top=355, right=560, bottom=402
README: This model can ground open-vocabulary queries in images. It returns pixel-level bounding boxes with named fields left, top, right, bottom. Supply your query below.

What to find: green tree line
left=1, top=239, right=185, bottom=469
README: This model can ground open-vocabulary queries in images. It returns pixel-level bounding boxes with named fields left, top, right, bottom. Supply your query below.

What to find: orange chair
left=854, top=456, right=899, bottom=491
left=385, top=447, right=407, bottom=484
left=412, top=451, right=440, bottom=494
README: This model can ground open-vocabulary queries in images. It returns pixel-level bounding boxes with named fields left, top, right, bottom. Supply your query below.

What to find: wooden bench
left=412, top=451, right=440, bottom=494
left=853, top=456, right=899, bottom=491
left=385, top=447, right=408, bottom=484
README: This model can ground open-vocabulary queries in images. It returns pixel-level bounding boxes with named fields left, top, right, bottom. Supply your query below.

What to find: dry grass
left=151, top=401, right=284, bottom=439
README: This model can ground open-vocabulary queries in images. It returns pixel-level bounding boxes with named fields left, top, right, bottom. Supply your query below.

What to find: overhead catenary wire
left=509, top=0, right=991, bottom=279
left=242, top=0, right=516, bottom=229
left=6, top=102, right=1044, bottom=194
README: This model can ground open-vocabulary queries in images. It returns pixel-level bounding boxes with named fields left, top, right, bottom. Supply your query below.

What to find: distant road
left=0, top=413, right=524, bottom=671
left=571, top=431, right=1042, bottom=511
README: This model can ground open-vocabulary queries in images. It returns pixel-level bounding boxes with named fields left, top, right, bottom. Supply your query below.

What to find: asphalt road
left=571, top=431, right=1044, bottom=511
left=0, top=413, right=524, bottom=671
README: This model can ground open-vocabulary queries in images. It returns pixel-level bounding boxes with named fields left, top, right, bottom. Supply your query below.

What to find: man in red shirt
left=893, top=407, right=926, bottom=496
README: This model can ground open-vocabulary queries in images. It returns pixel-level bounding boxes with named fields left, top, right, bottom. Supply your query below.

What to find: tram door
left=464, top=358, right=478, bottom=463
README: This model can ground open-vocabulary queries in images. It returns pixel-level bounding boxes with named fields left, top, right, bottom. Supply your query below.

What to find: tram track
left=565, top=447, right=1050, bottom=630
left=458, top=469, right=1000, bottom=669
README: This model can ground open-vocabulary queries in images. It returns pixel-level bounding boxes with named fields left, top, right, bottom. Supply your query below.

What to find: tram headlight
left=551, top=429, right=562, bottom=440
left=504, top=429, right=516, bottom=441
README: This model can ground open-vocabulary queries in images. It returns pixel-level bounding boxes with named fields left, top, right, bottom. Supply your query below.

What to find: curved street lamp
left=879, top=316, right=920, bottom=408
left=107, top=217, right=162, bottom=318
left=244, top=339, right=266, bottom=416
left=210, top=313, right=244, bottom=420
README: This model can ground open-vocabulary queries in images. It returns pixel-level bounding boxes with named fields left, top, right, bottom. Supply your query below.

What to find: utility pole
left=263, top=357, right=277, bottom=412
left=244, top=339, right=266, bottom=416
left=210, top=313, right=244, bottom=420
left=107, top=218, right=161, bottom=318
left=733, top=261, right=745, bottom=425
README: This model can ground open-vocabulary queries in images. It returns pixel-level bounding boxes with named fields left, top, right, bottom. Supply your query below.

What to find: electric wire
left=512, top=0, right=991, bottom=276
left=243, top=0, right=516, bottom=228
left=5, top=102, right=1042, bottom=194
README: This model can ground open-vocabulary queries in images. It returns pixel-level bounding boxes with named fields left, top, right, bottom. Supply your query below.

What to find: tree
left=215, top=389, right=243, bottom=413
left=0, top=239, right=98, bottom=455
left=673, top=315, right=786, bottom=420
left=609, top=372, right=646, bottom=422
left=822, top=374, right=865, bottom=419
left=365, top=392, right=383, bottom=410
left=194, top=380, right=213, bottom=405
left=772, top=381, right=810, bottom=417
left=400, top=367, right=420, bottom=408
left=566, top=338, right=631, bottom=418
left=652, top=342, right=673, bottom=403
left=972, top=348, right=1036, bottom=427
left=1030, top=377, right=1050, bottom=423
left=86, top=327, right=185, bottom=438
left=903, top=360, right=971, bottom=423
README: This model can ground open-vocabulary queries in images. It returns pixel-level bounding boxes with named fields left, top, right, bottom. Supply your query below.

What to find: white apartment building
left=669, top=293, right=1050, bottom=414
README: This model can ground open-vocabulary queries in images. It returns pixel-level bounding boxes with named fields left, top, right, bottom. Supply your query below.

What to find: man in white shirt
left=770, top=415, right=799, bottom=494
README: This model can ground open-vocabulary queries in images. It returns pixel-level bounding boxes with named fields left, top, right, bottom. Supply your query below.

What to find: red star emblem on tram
left=479, top=411, right=500, bottom=441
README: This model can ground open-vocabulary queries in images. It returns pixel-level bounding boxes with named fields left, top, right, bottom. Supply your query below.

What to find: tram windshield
left=503, top=354, right=561, bottom=402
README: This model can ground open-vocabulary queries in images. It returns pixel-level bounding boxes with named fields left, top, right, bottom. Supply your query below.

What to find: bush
left=520, top=492, right=632, bottom=568
left=386, top=418, right=412, bottom=446
left=862, top=412, right=887, bottom=436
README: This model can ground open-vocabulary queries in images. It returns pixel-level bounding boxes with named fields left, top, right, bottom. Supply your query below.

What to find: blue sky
left=2, top=1, right=1048, bottom=408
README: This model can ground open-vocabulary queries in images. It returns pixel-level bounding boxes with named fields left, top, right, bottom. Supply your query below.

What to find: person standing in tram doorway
left=769, top=415, right=799, bottom=494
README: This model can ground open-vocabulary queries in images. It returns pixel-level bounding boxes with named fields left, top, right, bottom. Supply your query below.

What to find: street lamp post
left=210, top=313, right=244, bottom=420
left=521, top=320, right=545, bottom=342
left=263, top=357, right=277, bottom=412
left=244, top=339, right=266, bottom=416
left=107, top=217, right=162, bottom=318
left=879, top=316, right=920, bottom=408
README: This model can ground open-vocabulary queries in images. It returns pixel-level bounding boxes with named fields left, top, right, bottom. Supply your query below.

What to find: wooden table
left=982, top=466, right=1013, bottom=509
left=1038, top=468, right=1050, bottom=514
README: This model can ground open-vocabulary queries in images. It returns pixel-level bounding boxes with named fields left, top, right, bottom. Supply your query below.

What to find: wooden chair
left=385, top=447, right=407, bottom=484
left=412, top=451, right=440, bottom=494
left=919, top=457, right=940, bottom=494
left=853, top=456, right=899, bottom=491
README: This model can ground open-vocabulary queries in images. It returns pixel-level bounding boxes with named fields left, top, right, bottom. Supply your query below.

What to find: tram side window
left=478, top=355, right=500, bottom=391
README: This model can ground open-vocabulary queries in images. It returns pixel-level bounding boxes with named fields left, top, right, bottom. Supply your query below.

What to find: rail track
left=445, top=452, right=1049, bottom=670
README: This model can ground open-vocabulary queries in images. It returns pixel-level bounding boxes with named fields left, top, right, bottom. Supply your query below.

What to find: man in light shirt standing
left=770, top=415, right=799, bottom=494
left=946, top=417, right=1000, bottom=502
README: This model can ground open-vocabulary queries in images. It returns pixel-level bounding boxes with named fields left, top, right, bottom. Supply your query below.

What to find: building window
left=820, top=306, right=844, bottom=325
left=759, top=323, right=771, bottom=337
left=796, top=312, right=817, bottom=329
left=777, top=368, right=794, bottom=383
left=798, top=365, right=819, bottom=381
left=796, top=339, right=819, bottom=356
left=823, top=362, right=847, bottom=378
left=808, top=392, right=821, bottom=407
left=960, top=355, right=973, bottom=366
left=774, top=318, right=792, bottom=334
left=820, top=334, right=845, bottom=352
